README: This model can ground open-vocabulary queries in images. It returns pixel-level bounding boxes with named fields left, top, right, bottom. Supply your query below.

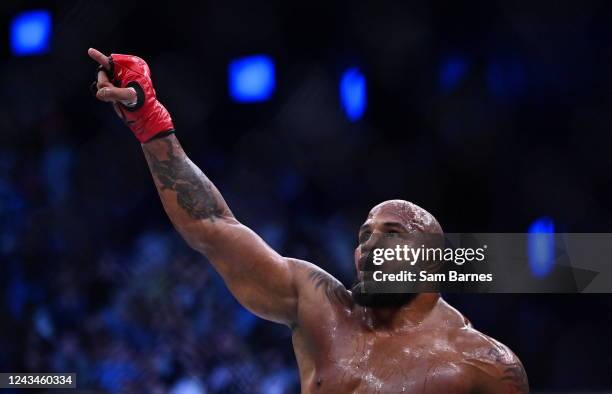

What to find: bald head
left=367, top=199, right=443, bottom=234
left=352, top=200, right=443, bottom=307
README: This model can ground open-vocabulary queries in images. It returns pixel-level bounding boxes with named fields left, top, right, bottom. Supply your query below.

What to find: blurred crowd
left=3, top=0, right=612, bottom=392
left=1, top=148, right=300, bottom=393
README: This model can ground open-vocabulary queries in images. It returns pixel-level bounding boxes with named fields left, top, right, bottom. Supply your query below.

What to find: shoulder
left=431, top=299, right=528, bottom=393
left=453, top=326, right=529, bottom=393
left=431, top=298, right=473, bottom=329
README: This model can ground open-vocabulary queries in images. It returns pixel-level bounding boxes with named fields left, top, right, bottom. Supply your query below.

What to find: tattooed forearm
left=143, top=137, right=226, bottom=221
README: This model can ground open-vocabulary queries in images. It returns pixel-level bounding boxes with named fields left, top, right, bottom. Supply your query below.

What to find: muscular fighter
left=88, top=48, right=528, bottom=393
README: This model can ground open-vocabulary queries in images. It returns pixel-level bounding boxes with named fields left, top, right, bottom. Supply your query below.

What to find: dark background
left=1, top=0, right=612, bottom=392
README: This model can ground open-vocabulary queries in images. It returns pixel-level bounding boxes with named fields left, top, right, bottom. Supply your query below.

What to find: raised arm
left=142, top=134, right=299, bottom=325
left=88, top=48, right=301, bottom=326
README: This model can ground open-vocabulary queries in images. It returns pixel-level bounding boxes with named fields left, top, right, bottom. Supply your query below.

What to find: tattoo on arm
left=500, top=365, right=529, bottom=393
left=488, top=347, right=529, bottom=393
left=143, top=138, right=225, bottom=221
left=307, top=269, right=351, bottom=307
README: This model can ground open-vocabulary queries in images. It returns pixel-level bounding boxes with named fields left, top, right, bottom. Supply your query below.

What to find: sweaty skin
left=86, top=46, right=528, bottom=391
left=137, top=136, right=528, bottom=393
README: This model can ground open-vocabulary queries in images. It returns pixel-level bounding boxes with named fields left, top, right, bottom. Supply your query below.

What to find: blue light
left=229, top=55, right=275, bottom=103
left=486, top=57, right=525, bottom=99
left=439, top=57, right=468, bottom=93
left=340, top=68, right=366, bottom=122
left=528, top=217, right=555, bottom=278
left=10, top=10, right=52, bottom=56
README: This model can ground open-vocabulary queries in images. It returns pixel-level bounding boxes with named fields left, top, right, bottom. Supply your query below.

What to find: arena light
left=527, top=217, right=555, bottom=278
left=439, top=57, right=468, bottom=93
left=340, top=68, right=366, bottom=122
left=486, top=57, right=525, bottom=99
left=228, top=55, right=275, bottom=103
left=10, top=10, right=52, bottom=56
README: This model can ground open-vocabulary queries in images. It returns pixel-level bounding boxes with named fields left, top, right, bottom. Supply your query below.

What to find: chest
left=296, top=324, right=472, bottom=393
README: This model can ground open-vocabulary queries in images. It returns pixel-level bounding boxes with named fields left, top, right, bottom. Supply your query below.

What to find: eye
left=359, top=231, right=372, bottom=244
left=385, top=229, right=403, bottom=238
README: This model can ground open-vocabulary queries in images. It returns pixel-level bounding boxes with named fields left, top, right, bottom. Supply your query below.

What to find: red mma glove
left=89, top=48, right=174, bottom=143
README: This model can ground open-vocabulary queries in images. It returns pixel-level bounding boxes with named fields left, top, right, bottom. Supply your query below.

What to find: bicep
left=185, top=218, right=350, bottom=328
left=194, top=218, right=300, bottom=326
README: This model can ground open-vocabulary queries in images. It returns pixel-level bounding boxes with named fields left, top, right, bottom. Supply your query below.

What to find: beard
left=350, top=278, right=417, bottom=308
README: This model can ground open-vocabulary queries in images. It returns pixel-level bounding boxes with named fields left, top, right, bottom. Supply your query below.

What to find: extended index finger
left=88, top=48, right=110, bottom=69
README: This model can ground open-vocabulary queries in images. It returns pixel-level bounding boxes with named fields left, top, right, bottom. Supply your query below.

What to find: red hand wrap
left=109, top=54, right=174, bottom=143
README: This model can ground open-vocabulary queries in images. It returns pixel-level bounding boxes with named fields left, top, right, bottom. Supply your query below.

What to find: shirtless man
left=88, top=48, right=529, bottom=393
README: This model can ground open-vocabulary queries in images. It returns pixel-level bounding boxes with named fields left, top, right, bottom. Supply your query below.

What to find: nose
left=358, top=234, right=384, bottom=271
left=360, top=236, right=376, bottom=256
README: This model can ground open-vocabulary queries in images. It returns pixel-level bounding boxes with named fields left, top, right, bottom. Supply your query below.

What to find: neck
left=359, top=293, right=440, bottom=331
